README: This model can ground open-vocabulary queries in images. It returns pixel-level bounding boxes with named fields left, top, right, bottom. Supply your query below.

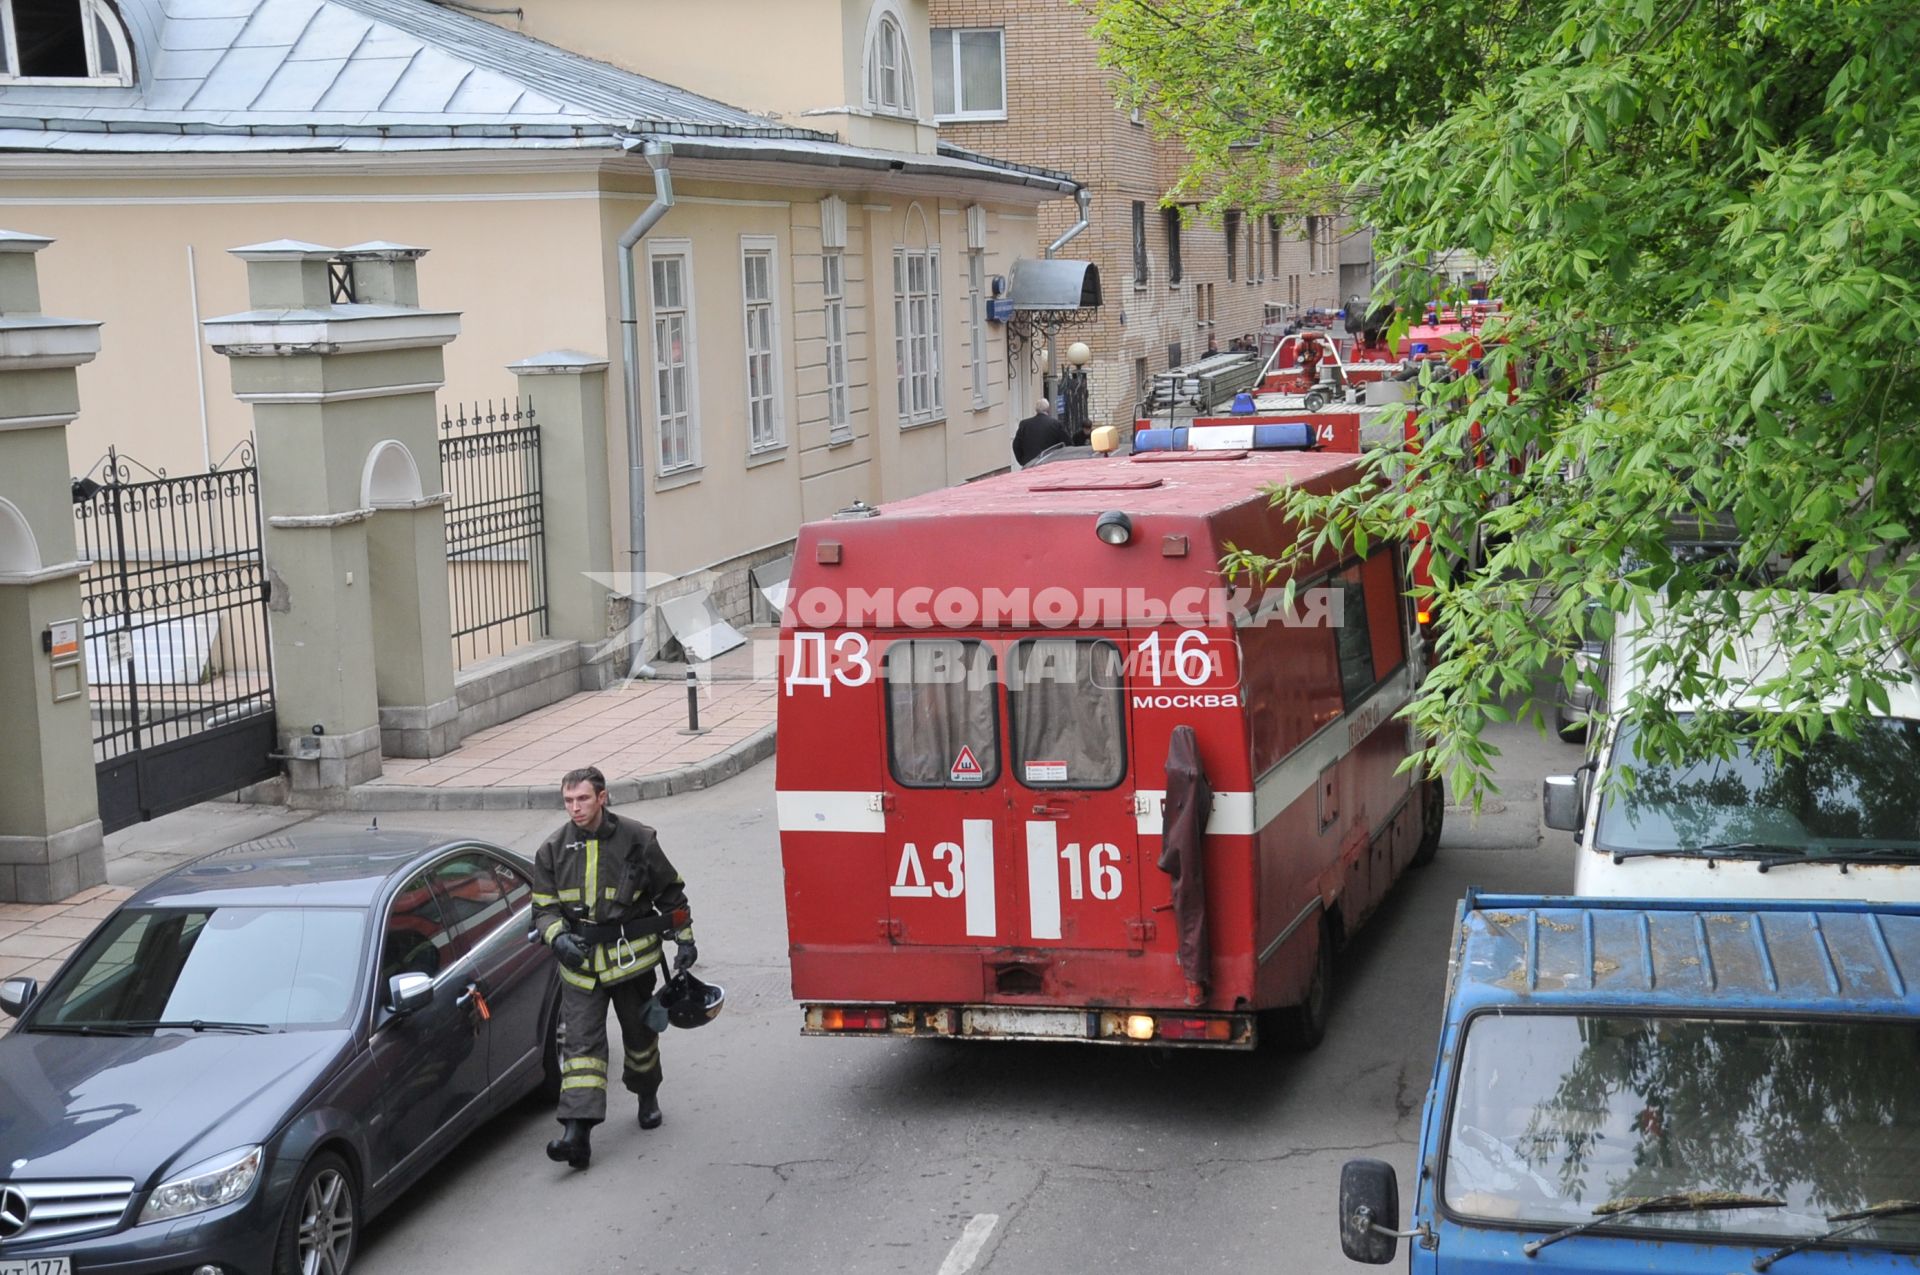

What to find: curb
left=227, top=724, right=776, bottom=813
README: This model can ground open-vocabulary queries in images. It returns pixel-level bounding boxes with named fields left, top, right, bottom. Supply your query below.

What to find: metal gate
left=73, top=445, right=277, bottom=834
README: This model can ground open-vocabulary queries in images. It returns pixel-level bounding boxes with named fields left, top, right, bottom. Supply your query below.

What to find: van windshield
left=1444, top=1013, right=1920, bottom=1245
left=1594, top=717, right=1920, bottom=859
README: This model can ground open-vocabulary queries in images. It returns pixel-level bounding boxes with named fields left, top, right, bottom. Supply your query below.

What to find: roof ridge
left=328, top=0, right=837, bottom=140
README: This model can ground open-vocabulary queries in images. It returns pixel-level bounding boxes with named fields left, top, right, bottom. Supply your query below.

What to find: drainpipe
left=618, top=138, right=674, bottom=678
left=1042, top=186, right=1091, bottom=405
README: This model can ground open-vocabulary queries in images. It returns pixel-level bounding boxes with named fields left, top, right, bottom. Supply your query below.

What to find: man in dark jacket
left=531, top=766, right=697, bottom=1168
left=1012, top=403, right=1070, bottom=467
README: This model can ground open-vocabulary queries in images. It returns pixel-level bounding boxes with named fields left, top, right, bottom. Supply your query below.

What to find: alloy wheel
left=297, top=1167, right=355, bottom=1275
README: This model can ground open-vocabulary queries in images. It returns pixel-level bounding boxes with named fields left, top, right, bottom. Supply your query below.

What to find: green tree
left=1093, top=0, right=1920, bottom=798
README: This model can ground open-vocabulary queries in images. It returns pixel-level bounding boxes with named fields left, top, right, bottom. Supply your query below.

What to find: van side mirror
left=1542, top=774, right=1583, bottom=832
left=386, top=972, right=434, bottom=1017
left=1339, top=1158, right=1402, bottom=1264
left=0, top=977, right=37, bottom=1019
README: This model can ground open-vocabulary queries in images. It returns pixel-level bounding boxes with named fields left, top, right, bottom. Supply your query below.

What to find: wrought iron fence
left=72, top=441, right=278, bottom=832
left=440, top=398, right=547, bottom=667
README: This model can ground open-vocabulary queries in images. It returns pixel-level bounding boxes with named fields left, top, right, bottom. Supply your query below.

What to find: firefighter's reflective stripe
left=560, top=1074, right=606, bottom=1091
left=557, top=888, right=583, bottom=902
left=623, top=1044, right=658, bottom=1070
left=559, top=965, right=597, bottom=990
left=584, top=838, right=600, bottom=922
left=543, top=918, right=567, bottom=943
left=562, top=1056, right=607, bottom=1074
left=532, top=891, right=559, bottom=907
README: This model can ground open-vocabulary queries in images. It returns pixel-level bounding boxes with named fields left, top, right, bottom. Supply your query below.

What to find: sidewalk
left=347, top=627, right=780, bottom=811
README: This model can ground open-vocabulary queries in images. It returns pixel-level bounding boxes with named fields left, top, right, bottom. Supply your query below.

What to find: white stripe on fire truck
left=775, top=790, right=886, bottom=834
left=962, top=819, right=997, bottom=937
left=1024, top=821, right=1062, bottom=940
left=1134, top=668, right=1415, bottom=838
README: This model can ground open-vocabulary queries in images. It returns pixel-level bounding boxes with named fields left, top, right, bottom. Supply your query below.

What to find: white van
left=1542, top=592, right=1920, bottom=901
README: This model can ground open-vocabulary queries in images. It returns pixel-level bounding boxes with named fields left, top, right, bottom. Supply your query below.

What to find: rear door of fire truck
left=877, top=637, right=1008, bottom=947
left=875, top=635, right=1146, bottom=953
left=1003, top=636, right=1144, bottom=951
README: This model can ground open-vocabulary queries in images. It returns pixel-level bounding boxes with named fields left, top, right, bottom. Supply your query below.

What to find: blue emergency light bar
left=1133, top=423, right=1316, bottom=453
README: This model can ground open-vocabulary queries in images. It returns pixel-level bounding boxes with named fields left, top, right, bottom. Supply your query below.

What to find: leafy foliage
left=1096, top=0, right=1920, bottom=800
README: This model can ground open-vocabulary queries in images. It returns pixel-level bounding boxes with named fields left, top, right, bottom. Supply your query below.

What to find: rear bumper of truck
left=801, top=1002, right=1257, bottom=1049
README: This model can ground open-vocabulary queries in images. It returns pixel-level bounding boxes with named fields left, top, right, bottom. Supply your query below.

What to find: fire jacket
left=531, top=812, right=694, bottom=991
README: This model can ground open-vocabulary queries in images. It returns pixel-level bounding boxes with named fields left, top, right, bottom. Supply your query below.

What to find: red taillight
left=820, top=1007, right=888, bottom=1031
left=1157, top=1017, right=1233, bottom=1042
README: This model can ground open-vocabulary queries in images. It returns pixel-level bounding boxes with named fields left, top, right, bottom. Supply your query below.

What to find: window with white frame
left=1, top=0, right=132, bottom=84
left=894, top=245, right=943, bottom=424
left=740, top=240, right=784, bottom=452
left=823, top=250, right=851, bottom=443
left=648, top=245, right=699, bottom=473
left=931, top=28, right=1004, bottom=121
left=866, top=9, right=916, bottom=117
left=967, top=248, right=988, bottom=407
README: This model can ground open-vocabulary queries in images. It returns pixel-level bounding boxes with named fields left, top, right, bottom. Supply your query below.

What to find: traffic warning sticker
left=950, top=745, right=985, bottom=783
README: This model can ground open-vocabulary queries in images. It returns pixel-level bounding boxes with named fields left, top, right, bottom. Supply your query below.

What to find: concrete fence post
left=0, top=230, right=106, bottom=901
left=508, top=350, right=619, bottom=687
left=204, top=239, right=464, bottom=797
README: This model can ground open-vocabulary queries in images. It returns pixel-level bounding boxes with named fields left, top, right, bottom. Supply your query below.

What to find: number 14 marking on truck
left=891, top=823, right=1121, bottom=940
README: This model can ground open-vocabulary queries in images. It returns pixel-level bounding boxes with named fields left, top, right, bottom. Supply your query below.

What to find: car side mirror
left=1339, top=1158, right=1402, bottom=1264
left=386, top=972, right=434, bottom=1017
left=1542, top=774, right=1583, bottom=832
left=0, top=977, right=38, bottom=1019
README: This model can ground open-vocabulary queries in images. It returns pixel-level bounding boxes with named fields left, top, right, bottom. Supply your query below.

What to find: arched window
left=1, top=0, right=133, bottom=85
left=864, top=7, right=916, bottom=118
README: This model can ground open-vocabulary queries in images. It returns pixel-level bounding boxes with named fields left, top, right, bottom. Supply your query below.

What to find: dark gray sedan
left=0, top=830, right=561, bottom=1275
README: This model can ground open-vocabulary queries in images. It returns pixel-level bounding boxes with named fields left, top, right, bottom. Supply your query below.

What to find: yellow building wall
left=2, top=162, right=1056, bottom=599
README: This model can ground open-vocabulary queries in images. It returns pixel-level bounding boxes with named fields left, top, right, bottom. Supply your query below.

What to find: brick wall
left=929, top=0, right=1359, bottom=427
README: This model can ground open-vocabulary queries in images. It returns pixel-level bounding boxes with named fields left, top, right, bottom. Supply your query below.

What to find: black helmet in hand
left=659, top=970, right=724, bottom=1030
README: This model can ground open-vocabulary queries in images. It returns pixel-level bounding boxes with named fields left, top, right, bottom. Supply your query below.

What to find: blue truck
left=1339, top=892, right=1920, bottom=1271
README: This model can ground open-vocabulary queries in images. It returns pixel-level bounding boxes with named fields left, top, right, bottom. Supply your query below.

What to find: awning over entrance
left=1004, top=258, right=1103, bottom=311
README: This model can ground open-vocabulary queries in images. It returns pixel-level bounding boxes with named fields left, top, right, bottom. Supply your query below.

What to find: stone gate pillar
left=204, top=240, right=462, bottom=795
left=0, top=230, right=106, bottom=901
left=508, top=350, right=618, bottom=685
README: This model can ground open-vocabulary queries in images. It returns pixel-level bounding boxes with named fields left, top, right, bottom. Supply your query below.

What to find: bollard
left=678, top=667, right=708, bottom=737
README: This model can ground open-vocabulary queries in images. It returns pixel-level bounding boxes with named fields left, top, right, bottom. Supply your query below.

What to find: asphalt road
left=345, top=718, right=1582, bottom=1275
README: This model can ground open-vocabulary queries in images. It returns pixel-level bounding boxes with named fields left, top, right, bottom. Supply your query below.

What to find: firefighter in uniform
left=532, top=766, right=697, bottom=1169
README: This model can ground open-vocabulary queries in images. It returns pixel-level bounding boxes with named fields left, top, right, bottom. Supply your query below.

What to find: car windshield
left=32, top=907, right=366, bottom=1031
left=1594, top=717, right=1920, bottom=858
left=1444, top=1013, right=1920, bottom=1245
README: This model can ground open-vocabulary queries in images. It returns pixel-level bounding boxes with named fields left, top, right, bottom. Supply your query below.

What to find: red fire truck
left=775, top=434, right=1445, bottom=1049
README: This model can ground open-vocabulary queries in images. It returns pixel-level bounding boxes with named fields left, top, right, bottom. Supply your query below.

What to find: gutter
left=1041, top=186, right=1092, bottom=394
left=616, top=137, right=675, bottom=678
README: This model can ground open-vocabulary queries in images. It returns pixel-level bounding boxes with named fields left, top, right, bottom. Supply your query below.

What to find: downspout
left=1041, top=186, right=1091, bottom=404
left=618, top=138, right=674, bottom=678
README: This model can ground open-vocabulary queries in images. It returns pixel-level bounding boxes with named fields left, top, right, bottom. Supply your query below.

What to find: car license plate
left=0, top=1257, right=71, bottom=1275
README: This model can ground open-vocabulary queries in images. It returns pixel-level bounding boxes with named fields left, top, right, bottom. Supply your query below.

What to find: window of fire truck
left=884, top=639, right=1000, bottom=787
left=1331, top=567, right=1378, bottom=705
left=1006, top=639, right=1127, bottom=790
left=1329, top=554, right=1407, bottom=708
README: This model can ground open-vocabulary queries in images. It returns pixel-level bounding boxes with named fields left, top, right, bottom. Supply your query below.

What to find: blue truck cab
left=1340, top=893, right=1920, bottom=1272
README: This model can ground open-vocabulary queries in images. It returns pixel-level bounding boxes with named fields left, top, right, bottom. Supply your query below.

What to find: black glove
left=552, top=932, right=590, bottom=972
left=672, top=940, right=698, bottom=974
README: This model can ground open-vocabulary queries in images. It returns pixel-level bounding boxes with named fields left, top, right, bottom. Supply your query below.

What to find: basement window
left=0, top=0, right=133, bottom=86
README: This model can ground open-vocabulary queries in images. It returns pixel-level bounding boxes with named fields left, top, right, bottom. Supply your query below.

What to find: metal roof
left=0, top=0, right=1022, bottom=155
left=0, top=2, right=1082, bottom=193
left=63, top=0, right=819, bottom=136
left=1452, top=893, right=1920, bottom=1017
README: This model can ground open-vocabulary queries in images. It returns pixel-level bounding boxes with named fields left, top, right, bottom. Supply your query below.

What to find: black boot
left=637, top=1089, right=663, bottom=1130
left=545, top=1118, right=593, bottom=1168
